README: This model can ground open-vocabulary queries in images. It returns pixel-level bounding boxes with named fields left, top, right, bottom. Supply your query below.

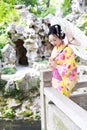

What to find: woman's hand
left=49, top=57, right=56, bottom=69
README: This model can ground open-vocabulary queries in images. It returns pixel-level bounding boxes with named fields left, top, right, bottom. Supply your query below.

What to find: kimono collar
left=51, top=42, right=67, bottom=59
left=56, top=42, right=67, bottom=52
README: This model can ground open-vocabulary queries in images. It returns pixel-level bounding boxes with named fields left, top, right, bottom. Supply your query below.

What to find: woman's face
left=49, top=34, right=62, bottom=47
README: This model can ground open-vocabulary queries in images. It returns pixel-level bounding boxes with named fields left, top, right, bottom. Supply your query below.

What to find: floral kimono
left=51, top=43, right=78, bottom=97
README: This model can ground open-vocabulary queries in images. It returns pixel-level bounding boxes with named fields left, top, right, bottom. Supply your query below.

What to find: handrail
left=40, top=69, right=87, bottom=130
left=44, top=87, right=87, bottom=130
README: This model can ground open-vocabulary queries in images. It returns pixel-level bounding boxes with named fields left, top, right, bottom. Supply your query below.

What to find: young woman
left=48, top=24, right=78, bottom=97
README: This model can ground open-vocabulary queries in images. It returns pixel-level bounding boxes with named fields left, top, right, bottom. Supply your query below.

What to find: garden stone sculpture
left=1, top=44, right=16, bottom=66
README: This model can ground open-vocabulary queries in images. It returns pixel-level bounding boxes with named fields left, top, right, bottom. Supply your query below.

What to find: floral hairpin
left=55, top=25, right=59, bottom=37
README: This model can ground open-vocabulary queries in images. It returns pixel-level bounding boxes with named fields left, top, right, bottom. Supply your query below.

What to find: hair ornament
left=55, top=25, right=59, bottom=37
left=61, top=29, right=64, bottom=37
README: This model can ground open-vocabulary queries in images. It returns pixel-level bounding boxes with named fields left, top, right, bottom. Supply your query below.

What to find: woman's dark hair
left=48, top=24, right=65, bottom=40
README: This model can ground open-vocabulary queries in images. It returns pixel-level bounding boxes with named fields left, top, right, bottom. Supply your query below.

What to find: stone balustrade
left=40, top=69, right=87, bottom=130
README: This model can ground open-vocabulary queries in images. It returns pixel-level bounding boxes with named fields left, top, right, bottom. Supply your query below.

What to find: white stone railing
left=77, top=65, right=87, bottom=82
left=40, top=69, right=87, bottom=130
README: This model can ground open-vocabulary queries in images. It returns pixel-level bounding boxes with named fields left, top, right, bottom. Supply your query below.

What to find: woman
left=48, top=24, right=78, bottom=97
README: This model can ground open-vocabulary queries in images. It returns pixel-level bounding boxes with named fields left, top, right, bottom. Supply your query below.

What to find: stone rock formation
left=4, top=6, right=53, bottom=67
left=65, top=0, right=87, bottom=24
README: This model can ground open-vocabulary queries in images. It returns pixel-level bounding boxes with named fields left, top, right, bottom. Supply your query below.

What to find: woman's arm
left=55, top=47, right=77, bottom=76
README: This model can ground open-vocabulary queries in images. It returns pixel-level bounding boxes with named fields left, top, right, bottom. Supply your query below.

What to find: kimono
left=50, top=42, right=78, bottom=97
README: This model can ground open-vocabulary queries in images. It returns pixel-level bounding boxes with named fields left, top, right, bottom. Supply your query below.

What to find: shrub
left=76, top=13, right=87, bottom=35
left=2, top=67, right=16, bottom=74
left=61, top=0, right=72, bottom=16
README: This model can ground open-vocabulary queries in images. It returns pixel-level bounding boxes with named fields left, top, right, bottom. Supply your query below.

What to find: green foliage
left=36, top=6, right=56, bottom=17
left=18, top=110, right=33, bottom=117
left=2, top=107, right=15, bottom=119
left=0, top=1, right=19, bottom=59
left=3, top=0, right=18, bottom=5
left=26, top=0, right=56, bottom=17
left=2, top=67, right=16, bottom=74
left=0, top=0, right=19, bottom=23
left=0, top=79, right=7, bottom=90
left=0, top=0, right=55, bottom=21
left=3, top=0, right=39, bottom=7
left=0, top=33, right=9, bottom=59
left=22, top=0, right=38, bottom=7
left=0, top=22, right=13, bottom=59
left=76, top=13, right=87, bottom=35
left=0, top=22, right=8, bottom=35
left=61, top=0, right=72, bottom=16
left=4, top=84, right=21, bottom=99
left=0, top=34, right=8, bottom=46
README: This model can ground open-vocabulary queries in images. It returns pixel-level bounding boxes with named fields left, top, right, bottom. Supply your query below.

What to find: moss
left=2, top=67, right=16, bottom=74
left=33, top=112, right=40, bottom=120
left=0, top=96, right=7, bottom=108
left=0, top=79, right=7, bottom=90
left=18, top=110, right=33, bottom=117
left=2, top=107, right=15, bottom=119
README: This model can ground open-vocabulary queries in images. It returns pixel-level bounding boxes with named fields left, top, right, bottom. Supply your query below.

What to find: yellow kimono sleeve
left=55, top=47, right=77, bottom=76
left=62, top=47, right=77, bottom=76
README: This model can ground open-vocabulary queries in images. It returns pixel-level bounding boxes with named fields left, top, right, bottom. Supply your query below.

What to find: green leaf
left=75, top=47, right=79, bottom=51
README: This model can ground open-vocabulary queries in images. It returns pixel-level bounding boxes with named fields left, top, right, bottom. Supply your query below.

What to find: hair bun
left=48, top=24, right=65, bottom=39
